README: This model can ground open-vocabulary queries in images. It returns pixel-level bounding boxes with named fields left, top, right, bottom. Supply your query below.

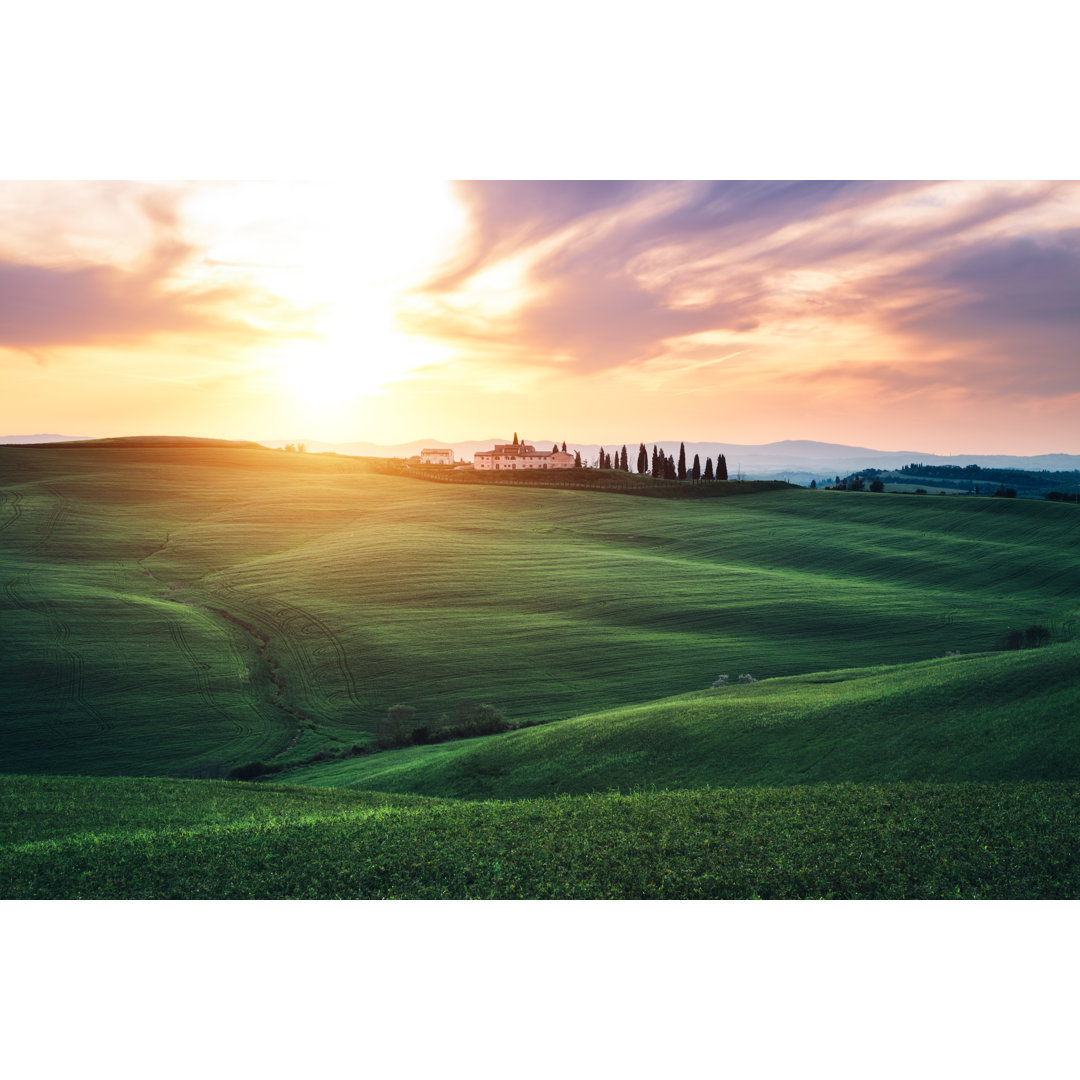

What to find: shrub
left=738, top=674, right=757, bottom=684
left=1000, top=625, right=1052, bottom=651
left=712, top=675, right=730, bottom=688
left=379, top=704, right=416, bottom=749
left=228, top=761, right=285, bottom=781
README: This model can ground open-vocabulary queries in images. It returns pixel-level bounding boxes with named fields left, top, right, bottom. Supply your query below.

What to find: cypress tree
left=561, top=441, right=567, bottom=453
left=620, top=445, right=629, bottom=471
left=637, top=443, right=648, bottom=474
left=598, top=447, right=607, bottom=469
left=664, top=454, right=677, bottom=480
left=651, top=446, right=660, bottom=478
left=717, top=453, right=728, bottom=481
left=513, top=432, right=519, bottom=446
left=692, top=453, right=701, bottom=480
left=677, top=443, right=687, bottom=480
left=574, top=451, right=582, bottom=468
left=703, top=458, right=714, bottom=480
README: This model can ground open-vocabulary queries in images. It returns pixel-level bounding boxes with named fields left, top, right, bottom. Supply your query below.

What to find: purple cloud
left=0, top=187, right=295, bottom=356
left=403, top=180, right=1079, bottom=393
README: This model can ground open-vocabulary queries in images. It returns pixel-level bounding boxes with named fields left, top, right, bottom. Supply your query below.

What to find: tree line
left=537, top=437, right=729, bottom=481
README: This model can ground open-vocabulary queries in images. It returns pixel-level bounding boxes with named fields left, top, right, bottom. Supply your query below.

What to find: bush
left=451, top=699, right=516, bottom=736
left=712, top=675, right=730, bottom=688
left=1001, top=625, right=1052, bottom=651
left=738, top=674, right=757, bottom=684
left=379, top=704, right=416, bottom=749
left=228, top=761, right=285, bottom=781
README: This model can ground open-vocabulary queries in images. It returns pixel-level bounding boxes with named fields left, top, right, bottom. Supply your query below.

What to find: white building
left=473, top=442, right=575, bottom=471
left=419, top=448, right=455, bottom=465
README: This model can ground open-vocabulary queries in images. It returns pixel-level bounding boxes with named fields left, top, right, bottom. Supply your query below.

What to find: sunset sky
left=3, top=179, right=1079, bottom=454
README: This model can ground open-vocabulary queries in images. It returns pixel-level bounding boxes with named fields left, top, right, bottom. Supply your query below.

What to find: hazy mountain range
left=6, top=434, right=1080, bottom=483
left=258, top=437, right=1080, bottom=482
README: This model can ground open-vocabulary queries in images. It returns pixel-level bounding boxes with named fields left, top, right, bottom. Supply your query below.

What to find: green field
left=3, top=442, right=1079, bottom=898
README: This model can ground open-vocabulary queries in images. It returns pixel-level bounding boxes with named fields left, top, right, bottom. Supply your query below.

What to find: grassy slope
left=3, top=445, right=1078, bottom=779
left=5, top=445, right=1080, bottom=898
left=277, top=640, right=1080, bottom=798
left=3, top=774, right=1079, bottom=899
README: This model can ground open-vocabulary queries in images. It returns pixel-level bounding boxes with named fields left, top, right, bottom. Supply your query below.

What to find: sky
left=3, top=178, right=1080, bottom=453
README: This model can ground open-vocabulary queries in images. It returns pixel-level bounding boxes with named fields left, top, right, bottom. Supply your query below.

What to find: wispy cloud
left=0, top=184, right=306, bottom=359
left=398, top=180, right=1080, bottom=415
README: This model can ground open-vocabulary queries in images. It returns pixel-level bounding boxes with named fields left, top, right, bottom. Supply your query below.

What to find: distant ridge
left=11, top=435, right=270, bottom=451
left=0, top=434, right=93, bottom=445
left=256, top=436, right=1080, bottom=480
left=5, top=434, right=1079, bottom=478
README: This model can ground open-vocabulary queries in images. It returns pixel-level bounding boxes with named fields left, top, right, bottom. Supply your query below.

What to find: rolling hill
left=3, top=441, right=1079, bottom=897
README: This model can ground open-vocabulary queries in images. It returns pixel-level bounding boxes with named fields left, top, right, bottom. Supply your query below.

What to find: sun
left=268, top=313, right=451, bottom=433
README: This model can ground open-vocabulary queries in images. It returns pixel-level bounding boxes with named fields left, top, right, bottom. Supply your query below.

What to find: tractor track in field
left=136, top=538, right=297, bottom=753
left=197, top=601, right=307, bottom=758
left=33, top=488, right=71, bottom=550
left=212, top=579, right=363, bottom=712
left=4, top=573, right=110, bottom=732
left=0, top=490, right=23, bottom=533
left=165, top=621, right=250, bottom=737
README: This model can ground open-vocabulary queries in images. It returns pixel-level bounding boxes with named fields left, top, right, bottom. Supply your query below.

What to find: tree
left=809, top=478, right=817, bottom=489
left=677, top=442, right=687, bottom=480
left=561, top=441, right=567, bottom=453
left=637, top=443, right=648, bottom=474
left=717, top=454, right=728, bottom=481
left=703, top=457, right=714, bottom=480
left=597, top=447, right=607, bottom=469
left=513, top=432, right=519, bottom=445
left=664, top=454, right=677, bottom=480
left=574, top=450, right=582, bottom=468
left=869, top=478, right=884, bottom=493
left=651, top=445, right=661, bottom=478
left=620, top=445, right=629, bottom=472
left=552, top=444, right=558, bottom=454
left=381, top=704, right=415, bottom=748
left=691, top=453, right=701, bottom=480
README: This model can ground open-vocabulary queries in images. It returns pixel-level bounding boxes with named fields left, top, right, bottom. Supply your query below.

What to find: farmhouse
left=474, top=442, right=575, bottom=471
left=419, top=448, right=455, bottom=465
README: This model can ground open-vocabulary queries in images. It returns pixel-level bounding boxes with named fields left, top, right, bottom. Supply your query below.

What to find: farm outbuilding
left=419, top=449, right=455, bottom=465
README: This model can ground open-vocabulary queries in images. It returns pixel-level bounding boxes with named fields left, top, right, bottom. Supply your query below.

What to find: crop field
left=3, top=442, right=1080, bottom=898
left=3, top=774, right=1078, bottom=899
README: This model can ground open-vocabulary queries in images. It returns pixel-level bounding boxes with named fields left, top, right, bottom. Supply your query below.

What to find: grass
left=274, top=640, right=1080, bottom=798
left=3, top=444, right=1078, bottom=778
left=3, top=774, right=1078, bottom=899
left=3, top=443, right=1080, bottom=898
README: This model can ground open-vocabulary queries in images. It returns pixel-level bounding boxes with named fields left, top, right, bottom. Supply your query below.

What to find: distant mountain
left=7, top=435, right=269, bottom=451
left=256, top=437, right=1080, bottom=481
left=6, top=433, right=1079, bottom=479
left=0, top=434, right=94, bottom=444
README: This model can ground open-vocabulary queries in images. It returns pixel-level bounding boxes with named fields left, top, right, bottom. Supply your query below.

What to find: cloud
left=862, top=227, right=1080, bottom=397
left=400, top=181, right=937, bottom=373
left=400, top=180, right=1080, bottom=408
left=0, top=186, right=300, bottom=357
